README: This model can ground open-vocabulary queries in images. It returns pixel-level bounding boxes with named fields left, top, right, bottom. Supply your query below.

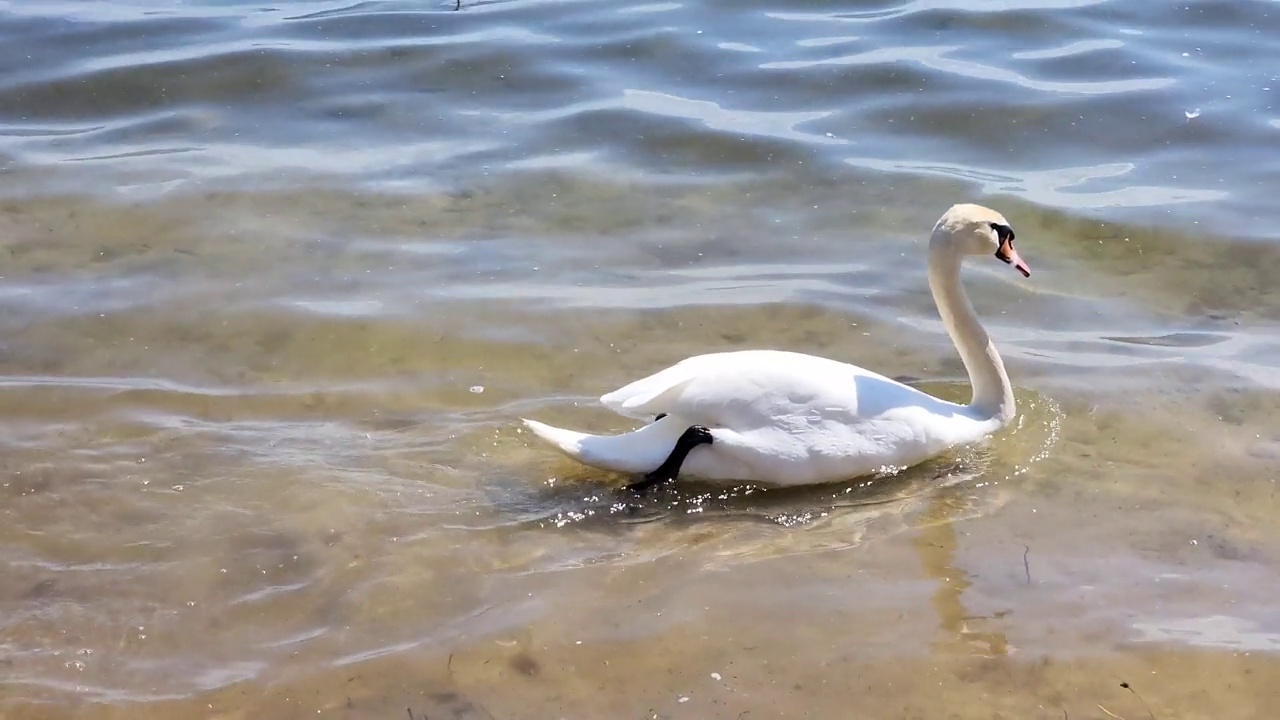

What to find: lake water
left=2, top=0, right=1279, bottom=718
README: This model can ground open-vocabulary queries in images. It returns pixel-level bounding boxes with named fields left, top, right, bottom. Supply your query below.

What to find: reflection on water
left=2, top=0, right=1280, bottom=717
left=844, top=156, right=1230, bottom=209
left=1134, top=615, right=1280, bottom=653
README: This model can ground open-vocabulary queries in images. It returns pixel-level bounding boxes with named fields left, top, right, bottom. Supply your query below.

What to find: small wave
left=843, top=156, right=1227, bottom=209
left=763, top=45, right=1172, bottom=96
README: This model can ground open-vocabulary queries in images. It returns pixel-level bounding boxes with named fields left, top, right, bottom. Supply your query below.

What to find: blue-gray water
left=2, top=1, right=1280, bottom=718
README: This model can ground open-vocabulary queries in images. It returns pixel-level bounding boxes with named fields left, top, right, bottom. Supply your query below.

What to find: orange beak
left=997, top=241, right=1030, bottom=278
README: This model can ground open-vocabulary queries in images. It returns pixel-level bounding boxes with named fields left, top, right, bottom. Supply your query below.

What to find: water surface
left=2, top=0, right=1280, bottom=718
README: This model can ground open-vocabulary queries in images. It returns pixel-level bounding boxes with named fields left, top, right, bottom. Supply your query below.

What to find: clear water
left=2, top=1, right=1279, bottom=717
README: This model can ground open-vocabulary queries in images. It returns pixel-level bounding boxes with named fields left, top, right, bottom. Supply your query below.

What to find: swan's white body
left=523, top=204, right=1032, bottom=487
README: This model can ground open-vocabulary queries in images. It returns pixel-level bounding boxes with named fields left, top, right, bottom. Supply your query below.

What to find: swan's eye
left=989, top=222, right=1015, bottom=243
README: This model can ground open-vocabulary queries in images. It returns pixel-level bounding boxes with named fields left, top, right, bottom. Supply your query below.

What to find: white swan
left=522, top=203, right=1032, bottom=490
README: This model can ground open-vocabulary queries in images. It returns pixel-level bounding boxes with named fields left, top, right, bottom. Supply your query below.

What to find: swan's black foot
left=625, top=425, right=713, bottom=495
left=653, top=413, right=667, bottom=422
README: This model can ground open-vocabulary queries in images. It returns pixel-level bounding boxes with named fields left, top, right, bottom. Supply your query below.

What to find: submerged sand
left=1, top=179, right=1278, bottom=719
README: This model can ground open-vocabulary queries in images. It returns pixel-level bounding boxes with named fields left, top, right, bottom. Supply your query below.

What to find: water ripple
left=2, top=0, right=1280, bottom=711
left=763, top=45, right=1172, bottom=96
left=0, top=0, right=1272, bottom=226
left=843, top=157, right=1227, bottom=208
left=493, top=89, right=847, bottom=145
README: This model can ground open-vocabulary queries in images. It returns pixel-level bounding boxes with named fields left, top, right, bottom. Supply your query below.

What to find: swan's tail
left=520, top=417, right=683, bottom=475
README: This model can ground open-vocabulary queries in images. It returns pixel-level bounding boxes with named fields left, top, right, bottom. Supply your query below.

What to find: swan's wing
left=600, top=350, right=899, bottom=425
left=599, top=354, right=720, bottom=419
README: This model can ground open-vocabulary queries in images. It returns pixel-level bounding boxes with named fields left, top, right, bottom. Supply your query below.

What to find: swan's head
left=932, top=203, right=1031, bottom=278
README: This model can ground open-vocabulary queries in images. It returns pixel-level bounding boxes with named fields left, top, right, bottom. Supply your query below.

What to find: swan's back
left=601, top=349, right=964, bottom=427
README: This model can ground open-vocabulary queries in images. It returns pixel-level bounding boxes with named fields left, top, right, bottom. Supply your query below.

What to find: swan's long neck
left=927, top=239, right=1015, bottom=424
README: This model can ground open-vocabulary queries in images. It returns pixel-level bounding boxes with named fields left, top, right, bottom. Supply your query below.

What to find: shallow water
left=2, top=0, right=1280, bottom=718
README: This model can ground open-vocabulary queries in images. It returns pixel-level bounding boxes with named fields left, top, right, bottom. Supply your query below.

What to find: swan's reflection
left=912, top=495, right=1010, bottom=656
